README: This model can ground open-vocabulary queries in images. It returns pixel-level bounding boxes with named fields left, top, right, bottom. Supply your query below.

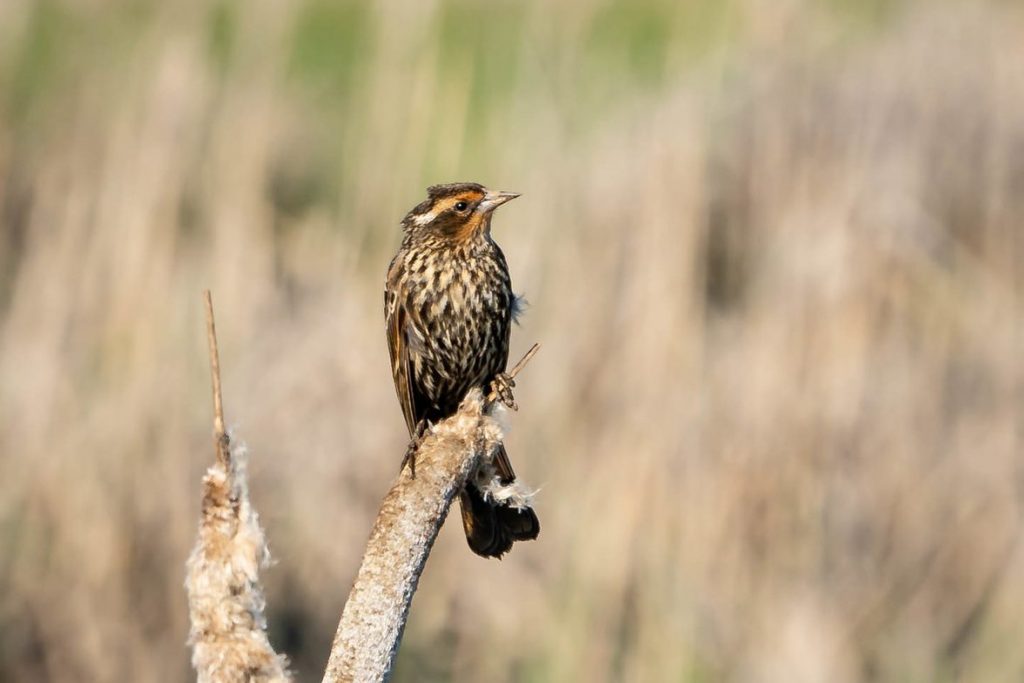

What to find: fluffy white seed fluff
left=185, top=436, right=291, bottom=683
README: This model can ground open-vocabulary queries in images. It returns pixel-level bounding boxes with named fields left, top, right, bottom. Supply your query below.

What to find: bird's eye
left=454, top=201, right=469, bottom=211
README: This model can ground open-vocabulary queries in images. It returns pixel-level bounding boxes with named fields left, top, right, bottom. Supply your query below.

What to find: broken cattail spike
left=204, top=290, right=230, bottom=468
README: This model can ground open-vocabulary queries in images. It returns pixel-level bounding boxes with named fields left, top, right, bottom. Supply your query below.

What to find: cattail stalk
left=185, top=292, right=291, bottom=682
left=321, top=389, right=505, bottom=682
left=322, top=345, right=538, bottom=682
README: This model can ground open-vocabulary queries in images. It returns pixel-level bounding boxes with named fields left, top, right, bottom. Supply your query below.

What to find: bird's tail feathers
left=459, top=444, right=539, bottom=558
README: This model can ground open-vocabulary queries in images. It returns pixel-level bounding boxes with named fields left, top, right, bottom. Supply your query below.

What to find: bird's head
left=401, top=182, right=519, bottom=242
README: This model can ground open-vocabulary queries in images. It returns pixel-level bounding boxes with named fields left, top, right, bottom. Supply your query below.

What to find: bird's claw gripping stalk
left=401, top=419, right=430, bottom=478
left=488, top=373, right=518, bottom=411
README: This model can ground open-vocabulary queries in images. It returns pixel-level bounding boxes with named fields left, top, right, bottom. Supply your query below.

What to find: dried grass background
left=1, top=0, right=1022, bottom=681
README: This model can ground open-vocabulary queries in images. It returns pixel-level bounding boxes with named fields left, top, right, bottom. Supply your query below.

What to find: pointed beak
left=479, top=190, right=520, bottom=213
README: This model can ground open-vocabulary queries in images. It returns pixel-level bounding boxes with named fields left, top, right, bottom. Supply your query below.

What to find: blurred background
left=1, top=0, right=1022, bottom=680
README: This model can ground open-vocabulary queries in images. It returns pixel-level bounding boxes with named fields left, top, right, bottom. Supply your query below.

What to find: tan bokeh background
left=1, top=0, right=1022, bottom=680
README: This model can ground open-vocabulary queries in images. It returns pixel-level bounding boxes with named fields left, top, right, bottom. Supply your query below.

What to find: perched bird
left=384, top=182, right=540, bottom=558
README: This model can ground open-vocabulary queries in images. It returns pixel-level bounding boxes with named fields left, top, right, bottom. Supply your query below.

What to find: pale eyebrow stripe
left=412, top=194, right=477, bottom=226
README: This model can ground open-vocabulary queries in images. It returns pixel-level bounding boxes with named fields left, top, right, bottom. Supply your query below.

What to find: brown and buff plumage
left=384, top=182, right=539, bottom=558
